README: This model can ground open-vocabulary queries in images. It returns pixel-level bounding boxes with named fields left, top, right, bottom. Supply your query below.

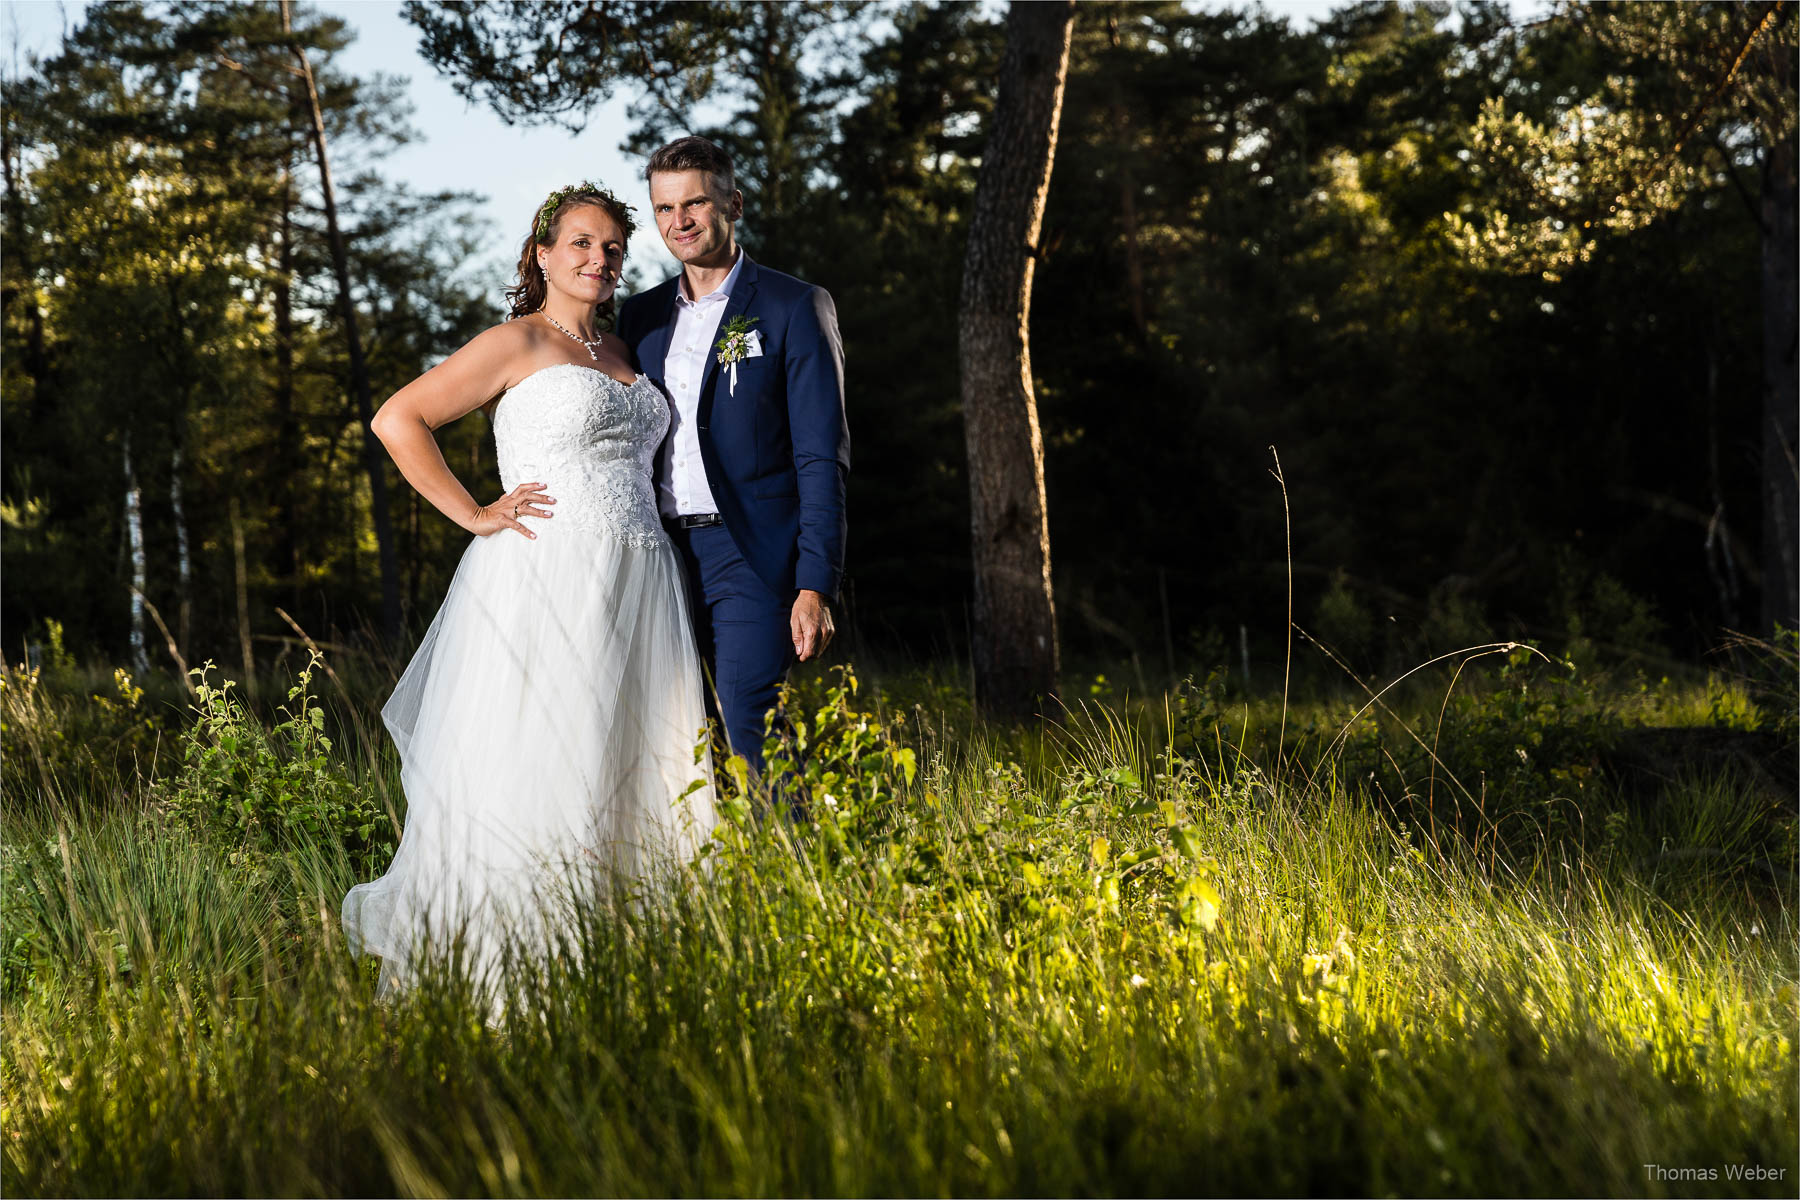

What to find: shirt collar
left=677, top=249, right=745, bottom=307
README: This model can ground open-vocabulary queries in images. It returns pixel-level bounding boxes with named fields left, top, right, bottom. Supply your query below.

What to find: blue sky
left=4, top=0, right=1346, bottom=296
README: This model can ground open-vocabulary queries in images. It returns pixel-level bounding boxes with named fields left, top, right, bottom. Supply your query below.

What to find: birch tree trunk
left=124, top=435, right=149, bottom=675
left=958, top=0, right=1075, bottom=719
left=284, top=0, right=402, bottom=643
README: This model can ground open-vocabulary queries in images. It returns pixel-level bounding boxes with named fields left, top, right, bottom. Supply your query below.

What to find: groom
left=617, top=136, right=849, bottom=784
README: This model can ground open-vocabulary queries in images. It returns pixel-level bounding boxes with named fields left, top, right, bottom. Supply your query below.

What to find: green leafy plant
left=716, top=665, right=918, bottom=850
left=154, top=655, right=392, bottom=870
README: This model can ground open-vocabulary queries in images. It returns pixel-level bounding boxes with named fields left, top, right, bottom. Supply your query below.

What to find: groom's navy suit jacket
left=618, top=255, right=849, bottom=603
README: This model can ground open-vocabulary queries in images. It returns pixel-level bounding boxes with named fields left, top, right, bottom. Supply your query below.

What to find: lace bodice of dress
left=493, top=363, right=669, bottom=550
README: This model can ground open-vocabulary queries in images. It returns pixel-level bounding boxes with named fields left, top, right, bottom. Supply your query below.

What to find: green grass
left=2, top=649, right=1794, bottom=1197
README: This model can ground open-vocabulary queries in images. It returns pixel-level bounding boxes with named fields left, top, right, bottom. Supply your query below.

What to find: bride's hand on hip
left=468, top=482, right=555, bottom=539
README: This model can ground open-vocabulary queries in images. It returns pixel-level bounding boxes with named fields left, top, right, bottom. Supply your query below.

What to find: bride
left=341, top=182, right=715, bottom=994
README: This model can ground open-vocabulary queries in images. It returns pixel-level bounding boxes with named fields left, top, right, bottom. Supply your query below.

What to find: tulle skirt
left=341, top=519, right=715, bottom=995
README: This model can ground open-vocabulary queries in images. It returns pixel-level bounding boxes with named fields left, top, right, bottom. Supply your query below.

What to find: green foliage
left=7, top=0, right=1789, bottom=668
left=1724, top=624, right=1800, bottom=747
left=1449, top=1, right=1795, bottom=279
left=1, top=634, right=163, bottom=810
left=758, top=666, right=917, bottom=833
left=3, top=1, right=495, bottom=659
left=4, top=655, right=1795, bottom=1196
left=1028, top=0, right=1777, bottom=667
left=154, top=655, right=392, bottom=871
left=1554, top=548, right=1668, bottom=670
left=1314, top=571, right=1378, bottom=665
left=408, top=0, right=865, bottom=272
left=1334, top=646, right=1616, bottom=844
left=1163, top=667, right=1234, bottom=764
left=706, top=668, right=1225, bottom=986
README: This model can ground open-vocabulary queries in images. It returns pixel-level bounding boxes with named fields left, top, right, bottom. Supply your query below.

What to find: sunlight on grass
left=2, top=653, right=1794, bottom=1196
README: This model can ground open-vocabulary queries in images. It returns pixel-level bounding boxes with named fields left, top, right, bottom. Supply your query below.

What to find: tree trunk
left=124, top=435, right=149, bottom=675
left=1760, top=131, right=1798, bottom=632
left=231, top=497, right=257, bottom=696
left=274, top=164, right=301, bottom=613
left=170, top=444, right=192, bottom=655
left=284, top=0, right=402, bottom=644
left=756, top=3, right=787, bottom=267
left=958, top=0, right=1075, bottom=719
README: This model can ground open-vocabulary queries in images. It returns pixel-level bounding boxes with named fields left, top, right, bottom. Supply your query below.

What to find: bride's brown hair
left=505, top=182, right=639, bottom=329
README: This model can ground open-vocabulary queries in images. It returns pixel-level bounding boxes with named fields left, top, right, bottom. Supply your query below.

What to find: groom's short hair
left=646, top=136, right=736, bottom=199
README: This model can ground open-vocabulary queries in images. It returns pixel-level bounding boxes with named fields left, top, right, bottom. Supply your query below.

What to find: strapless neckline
left=505, top=361, right=644, bottom=397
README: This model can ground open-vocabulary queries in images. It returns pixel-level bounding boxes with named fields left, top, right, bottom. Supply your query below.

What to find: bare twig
left=126, top=586, right=196, bottom=697
left=250, top=633, right=370, bottom=655
left=1426, top=653, right=1482, bottom=851
left=1304, top=628, right=1550, bottom=813
left=1269, top=447, right=1293, bottom=773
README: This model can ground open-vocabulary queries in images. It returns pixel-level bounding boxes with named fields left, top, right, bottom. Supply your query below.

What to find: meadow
left=2, top=632, right=1795, bottom=1197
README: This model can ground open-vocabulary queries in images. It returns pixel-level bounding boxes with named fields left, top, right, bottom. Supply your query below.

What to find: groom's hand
left=791, top=589, right=835, bottom=662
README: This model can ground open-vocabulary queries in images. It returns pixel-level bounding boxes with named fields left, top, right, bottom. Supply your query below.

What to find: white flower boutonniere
left=715, top=315, right=762, bottom=396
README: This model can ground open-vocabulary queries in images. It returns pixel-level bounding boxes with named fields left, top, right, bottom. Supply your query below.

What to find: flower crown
left=534, top=181, right=638, bottom=244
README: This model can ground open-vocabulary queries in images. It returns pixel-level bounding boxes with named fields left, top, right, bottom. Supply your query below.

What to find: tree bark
left=958, top=0, right=1075, bottom=719
left=755, top=3, right=787, bottom=268
left=284, top=0, right=402, bottom=644
left=170, top=444, right=192, bottom=656
left=123, top=435, right=149, bottom=675
left=274, top=164, right=301, bottom=613
left=231, top=497, right=257, bottom=696
left=1760, top=129, right=1798, bottom=632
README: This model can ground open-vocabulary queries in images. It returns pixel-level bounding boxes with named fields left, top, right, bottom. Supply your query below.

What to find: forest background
left=2, top=0, right=1794, bottom=692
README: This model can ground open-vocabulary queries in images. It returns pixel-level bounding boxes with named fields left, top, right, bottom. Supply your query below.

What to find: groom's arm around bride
left=617, top=135, right=849, bottom=782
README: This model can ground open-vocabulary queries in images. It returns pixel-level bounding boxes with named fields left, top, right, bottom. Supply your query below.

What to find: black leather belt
left=666, top=512, right=723, bottom=529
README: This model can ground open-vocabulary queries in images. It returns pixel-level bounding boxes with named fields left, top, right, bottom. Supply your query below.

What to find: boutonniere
left=715, top=315, right=762, bottom=396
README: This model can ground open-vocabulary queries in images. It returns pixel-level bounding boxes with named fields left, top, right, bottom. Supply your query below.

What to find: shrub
left=153, top=655, right=393, bottom=871
left=1328, top=646, right=1615, bottom=850
left=711, top=665, right=919, bottom=857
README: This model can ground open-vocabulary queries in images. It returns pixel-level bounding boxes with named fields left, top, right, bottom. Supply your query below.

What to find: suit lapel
left=698, top=255, right=760, bottom=429
left=635, top=278, right=682, bottom=379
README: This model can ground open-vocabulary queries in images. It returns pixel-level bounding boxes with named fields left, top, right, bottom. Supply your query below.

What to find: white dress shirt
left=657, top=250, right=746, bottom=518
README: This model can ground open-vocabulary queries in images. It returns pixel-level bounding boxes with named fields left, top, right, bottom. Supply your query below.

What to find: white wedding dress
left=342, top=362, right=715, bottom=994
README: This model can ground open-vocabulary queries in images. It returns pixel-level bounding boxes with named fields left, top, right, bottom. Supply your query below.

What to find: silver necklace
left=539, top=310, right=604, bottom=362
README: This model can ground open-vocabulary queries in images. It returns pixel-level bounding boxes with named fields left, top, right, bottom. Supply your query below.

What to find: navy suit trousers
left=670, top=524, right=795, bottom=782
